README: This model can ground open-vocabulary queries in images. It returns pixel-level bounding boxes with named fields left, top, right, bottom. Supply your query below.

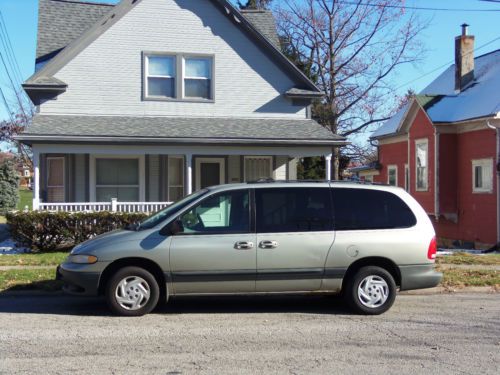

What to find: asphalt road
left=0, top=293, right=499, bottom=374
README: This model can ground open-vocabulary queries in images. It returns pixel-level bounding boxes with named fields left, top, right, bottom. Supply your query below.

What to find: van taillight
left=427, top=236, right=437, bottom=260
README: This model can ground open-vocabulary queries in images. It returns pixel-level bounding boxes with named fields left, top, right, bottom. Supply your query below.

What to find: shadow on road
left=0, top=292, right=350, bottom=317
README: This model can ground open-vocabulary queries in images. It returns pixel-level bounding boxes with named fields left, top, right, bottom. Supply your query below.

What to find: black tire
left=105, top=266, right=160, bottom=317
left=343, top=266, right=396, bottom=315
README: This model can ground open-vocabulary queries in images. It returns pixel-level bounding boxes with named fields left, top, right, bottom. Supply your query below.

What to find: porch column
left=186, top=154, right=193, bottom=194
left=33, top=150, right=40, bottom=210
left=325, top=153, right=332, bottom=181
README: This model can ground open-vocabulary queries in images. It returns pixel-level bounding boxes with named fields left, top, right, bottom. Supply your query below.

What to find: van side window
left=256, top=188, right=333, bottom=233
left=332, top=188, right=416, bottom=230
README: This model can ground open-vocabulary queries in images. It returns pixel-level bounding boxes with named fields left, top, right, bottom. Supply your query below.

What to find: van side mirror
left=159, top=219, right=184, bottom=236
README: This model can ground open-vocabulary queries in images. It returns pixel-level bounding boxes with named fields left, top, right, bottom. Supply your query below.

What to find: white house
left=18, top=0, right=346, bottom=212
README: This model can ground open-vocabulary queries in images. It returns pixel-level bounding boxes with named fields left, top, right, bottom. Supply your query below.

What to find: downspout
left=434, top=130, right=440, bottom=221
left=487, top=121, right=500, bottom=244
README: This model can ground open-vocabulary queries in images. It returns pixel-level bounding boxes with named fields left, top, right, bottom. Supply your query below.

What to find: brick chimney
left=455, top=24, right=475, bottom=91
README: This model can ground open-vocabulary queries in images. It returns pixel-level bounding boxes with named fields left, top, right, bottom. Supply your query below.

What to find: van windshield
left=135, top=189, right=209, bottom=230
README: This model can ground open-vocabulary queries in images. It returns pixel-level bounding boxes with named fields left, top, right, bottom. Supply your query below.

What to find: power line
left=337, top=1, right=500, bottom=12
left=0, top=86, right=14, bottom=123
left=0, top=52, right=27, bottom=118
left=0, top=11, right=23, bottom=85
left=394, top=35, right=500, bottom=91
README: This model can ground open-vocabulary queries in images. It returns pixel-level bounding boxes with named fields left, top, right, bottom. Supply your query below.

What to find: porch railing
left=38, top=198, right=172, bottom=214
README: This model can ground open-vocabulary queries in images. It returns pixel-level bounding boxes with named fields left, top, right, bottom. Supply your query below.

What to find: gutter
left=14, top=134, right=349, bottom=147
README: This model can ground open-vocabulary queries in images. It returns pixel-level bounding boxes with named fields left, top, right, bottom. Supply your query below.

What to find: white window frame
left=404, top=164, right=409, bottom=191
left=46, top=156, right=65, bottom=202
left=89, top=155, right=145, bottom=202
left=143, top=52, right=214, bottom=102
left=472, top=158, right=493, bottom=193
left=387, top=165, right=398, bottom=186
left=415, top=138, right=429, bottom=191
left=24, top=169, right=30, bottom=177
left=167, top=155, right=185, bottom=201
left=144, top=54, right=176, bottom=99
left=244, top=156, right=273, bottom=182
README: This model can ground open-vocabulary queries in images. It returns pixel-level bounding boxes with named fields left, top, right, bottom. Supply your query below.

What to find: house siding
left=436, top=129, right=497, bottom=245
left=148, top=154, right=160, bottom=201
left=74, top=154, right=87, bottom=202
left=40, top=0, right=306, bottom=119
left=273, top=156, right=288, bottom=180
left=228, top=155, right=240, bottom=183
left=374, top=141, right=408, bottom=187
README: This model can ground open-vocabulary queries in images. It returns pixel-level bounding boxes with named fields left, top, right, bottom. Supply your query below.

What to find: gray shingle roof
left=240, top=10, right=280, bottom=49
left=18, top=115, right=346, bottom=145
left=36, top=1, right=281, bottom=61
left=36, top=0, right=114, bottom=61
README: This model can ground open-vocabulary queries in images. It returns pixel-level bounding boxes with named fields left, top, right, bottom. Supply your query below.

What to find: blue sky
left=0, top=0, right=499, bottom=128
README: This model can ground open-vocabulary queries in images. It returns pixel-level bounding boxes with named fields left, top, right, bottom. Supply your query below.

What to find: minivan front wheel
left=105, top=267, right=159, bottom=316
left=344, top=266, right=396, bottom=315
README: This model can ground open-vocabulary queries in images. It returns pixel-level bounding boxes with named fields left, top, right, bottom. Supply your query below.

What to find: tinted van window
left=332, top=188, right=416, bottom=230
left=256, top=188, right=333, bottom=233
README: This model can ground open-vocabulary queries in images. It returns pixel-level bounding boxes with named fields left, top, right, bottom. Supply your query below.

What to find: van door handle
left=234, top=241, right=254, bottom=250
left=259, top=240, right=278, bottom=249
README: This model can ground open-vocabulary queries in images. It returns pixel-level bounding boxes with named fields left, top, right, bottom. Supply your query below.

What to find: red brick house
left=370, top=26, right=500, bottom=249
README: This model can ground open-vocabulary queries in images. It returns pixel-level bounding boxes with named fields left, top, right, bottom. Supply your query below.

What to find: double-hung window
left=415, top=139, right=428, bottom=191
left=184, top=57, right=212, bottom=99
left=387, top=165, right=398, bottom=186
left=144, top=53, right=213, bottom=101
left=145, top=55, right=176, bottom=98
left=472, top=159, right=493, bottom=193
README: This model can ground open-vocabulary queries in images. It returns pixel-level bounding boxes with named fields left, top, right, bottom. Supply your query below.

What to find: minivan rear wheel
left=105, top=266, right=159, bottom=316
left=344, top=266, right=396, bottom=315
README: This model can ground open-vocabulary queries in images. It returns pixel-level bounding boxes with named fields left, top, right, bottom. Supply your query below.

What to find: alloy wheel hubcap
left=357, top=275, right=389, bottom=308
left=115, top=276, right=150, bottom=311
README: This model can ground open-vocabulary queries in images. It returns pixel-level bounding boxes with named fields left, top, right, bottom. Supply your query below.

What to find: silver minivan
left=57, top=181, right=442, bottom=316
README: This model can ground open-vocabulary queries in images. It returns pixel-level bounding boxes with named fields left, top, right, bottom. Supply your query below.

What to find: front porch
left=31, top=143, right=334, bottom=213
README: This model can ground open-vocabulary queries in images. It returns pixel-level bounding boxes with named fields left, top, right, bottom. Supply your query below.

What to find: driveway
left=0, top=293, right=498, bottom=374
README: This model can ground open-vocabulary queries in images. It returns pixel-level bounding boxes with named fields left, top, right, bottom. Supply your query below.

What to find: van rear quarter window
left=332, top=188, right=416, bottom=230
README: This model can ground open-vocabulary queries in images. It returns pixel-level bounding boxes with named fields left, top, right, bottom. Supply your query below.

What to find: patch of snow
left=0, top=238, right=31, bottom=255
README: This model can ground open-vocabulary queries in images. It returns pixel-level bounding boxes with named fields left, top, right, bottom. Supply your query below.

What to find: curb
left=399, top=286, right=498, bottom=295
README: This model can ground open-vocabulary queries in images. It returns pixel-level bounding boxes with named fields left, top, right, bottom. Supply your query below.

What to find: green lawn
left=0, top=252, right=68, bottom=266
left=437, top=253, right=500, bottom=266
left=0, top=268, right=62, bottom=291
left=438, top=267, right=500, bottom=288
left=17, top=189, right=33, bottom=211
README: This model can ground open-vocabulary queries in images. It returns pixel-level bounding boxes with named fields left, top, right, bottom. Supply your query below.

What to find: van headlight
left=68, top=255, right=98, bottom=264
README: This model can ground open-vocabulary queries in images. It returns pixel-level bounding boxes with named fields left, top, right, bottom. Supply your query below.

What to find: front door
left=169, top=189, right=255, bottom=294
left=254, top=187, right=335, bottom=292
left=195, top=157, right=225, bottom=190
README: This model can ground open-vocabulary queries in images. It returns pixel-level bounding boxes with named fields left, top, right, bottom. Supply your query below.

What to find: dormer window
left=143, top=52, right=214, bottom=101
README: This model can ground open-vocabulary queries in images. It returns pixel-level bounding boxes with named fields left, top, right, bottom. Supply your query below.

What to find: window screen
left=256, top=188, right=333, bottom=233
left=332, top=188, right=416, bottom=230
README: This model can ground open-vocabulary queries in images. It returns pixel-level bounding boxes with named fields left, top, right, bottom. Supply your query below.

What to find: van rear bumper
left=398, top=264, right=442, bottom=291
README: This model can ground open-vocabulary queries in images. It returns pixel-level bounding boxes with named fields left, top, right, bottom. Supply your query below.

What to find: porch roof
left=17, top=115, right=347, bottom=146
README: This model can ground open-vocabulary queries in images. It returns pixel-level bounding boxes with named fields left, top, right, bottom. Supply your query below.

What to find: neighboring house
left=370, top=25, right=500, bottom=249
left=346, top=162, right=381, bottom=183
left=17, top=0, right=346, bottom=212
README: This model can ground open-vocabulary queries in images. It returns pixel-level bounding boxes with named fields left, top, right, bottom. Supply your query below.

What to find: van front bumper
left=399, top=264, right=442, bottom=291
left=56, top=264, right=101, bottom=296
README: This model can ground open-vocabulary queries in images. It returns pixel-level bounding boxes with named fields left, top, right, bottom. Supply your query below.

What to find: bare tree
left=276, top=0, right=426, bottom=178
left=239, top=0, right=273, bottom=9
left=0, top=112, right=32, bottom=166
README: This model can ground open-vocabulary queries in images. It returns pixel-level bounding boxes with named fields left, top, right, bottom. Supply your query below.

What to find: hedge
left=6, top=211, right=148, bottom=252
